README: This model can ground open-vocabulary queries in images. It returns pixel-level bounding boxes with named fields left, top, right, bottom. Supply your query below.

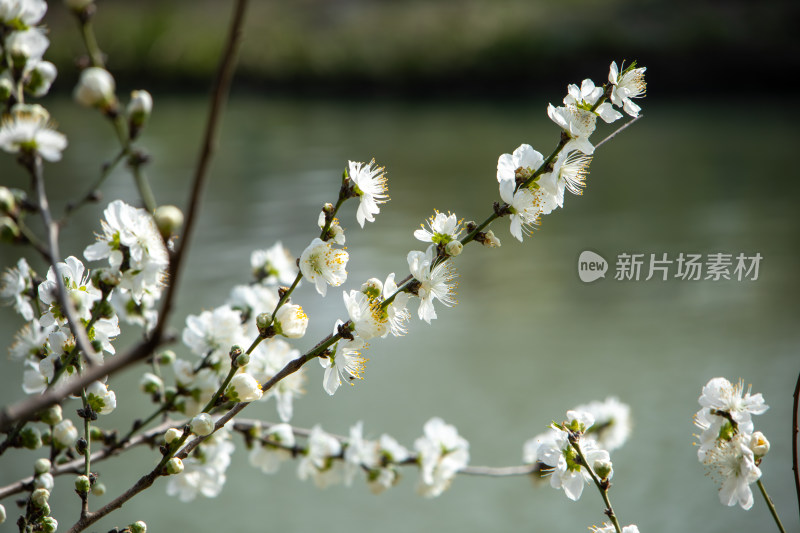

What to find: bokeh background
left=2, top=1, right=799, bottom=532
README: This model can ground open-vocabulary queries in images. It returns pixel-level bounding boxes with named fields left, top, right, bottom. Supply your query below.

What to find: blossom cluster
left=522, top=397, right=632, bottom=501
left=693, top=377, right=769, bottom=510
left=1, top=199, right=168, bottom=395
left=169, top=416, right=469, bottom=502
left=498, top=62, right=645, bottom=242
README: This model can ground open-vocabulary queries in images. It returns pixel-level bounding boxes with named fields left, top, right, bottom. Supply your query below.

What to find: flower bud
left=127, top=90, right=153, bottom=135
left=445, top=240, right=463, bottom=257
left=157, top=349, right=176, bottom=365
left=129, top=521, right=147, bottom=533
left=75, top=474, right=91, bottom=493
left=86, top=381, right=117, bottom=415
left=234, top=353, right=250, bottom=368
left=0, top=216, right=20, bottom=243
left=226, top=372, right=263, bottom=403
left=139, top=372, right=163, bottom=395
left=7, top=29, right=49, bottom=66
left=482, top=229, right=501, bottom=248
left=0, top=503, right=5, bottom=524
left=53, top=419, right=78, bottom=449
left=20, top=426, right=42, bottom=450
left=153, top=205, right=183, bottom=239
left=274, top=304, right=308, bottom=339
left=750, top=431, right=770, bottom=457
left=164, top=428, right=182, bottom=444
left=361, top=278, right=382, bottom=299
left=39, top=405, right=63, bottom=426
left=40, top=516, right=58, bottom=533
left=73, top=67, right=116, bottom=109
left=89, top=426, right=104, bottom=442
left=34, top=473, right=53, bottom=491
left=190, top=413, right=214, bottom=437
left=26, top=61, right=57, bottom=98
left=76, top=438, right=88, bottom=455
left=94, top=268, right=122, bottom=288
left=34, top=458, right=51, bottom=475
left=166, top=457, right=184, bottom=475
left=0, top=186, right=15, bottom=215
left=256, top=312, right=273, bottom=335
left=91, top=481, right=106, bottom=496
left=31, top=488, right=50, bottom=507
left=593, top=459, right=613, bottom=480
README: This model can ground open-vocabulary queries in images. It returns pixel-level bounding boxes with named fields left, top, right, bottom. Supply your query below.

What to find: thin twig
left=595, top=115, right=642, bottom=150
left=30, top=154, right=98, bottom=364
left=0, top=421, right=173, bottom=501
left=793, top=370, right=800, bottom=521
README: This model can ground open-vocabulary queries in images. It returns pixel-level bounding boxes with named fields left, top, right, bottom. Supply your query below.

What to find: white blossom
left=414, top=417, right=469, bottom=498
left=609, top=61, right=647, bottom=117
left=5, top=27, right=49, bottom=62
left=0, top=104, right=67, bottom=162
left=247, top=338, right=305, bottom=422
left=318, top=211, right=345, bottom=245
left=407, top=246, right=457, bottom=323
left=249, top=423, right=295, bottom=474
left=182, top=305, right=246, bottom=365
left=698, top=377, right=768, bottom=429
left=563, top=78, right=621, bottom=124
left=274, top=303, right=308, bottom=339
left=84, top=200, right=168, bottom=304
left=592, top=524, right=640, bottom=533
left=704, top=433, right=761, bottom=510
left=297, top=425, right=343, bottom=488
left=37, top=256, right=101, bottom=328
left=299, top=237, right=348, bottom=297
left=85, top=381, right=116, bottom=414
left=547, top=104, right=596, bottom=155
left=0, top=257, right=35, bottom=321
left=250, top=242, right=297, bottom=286
left=0, top=0, right=47, bottom=27
left=25, top=59, right=57, bottom=97
left=571, top=396, right=632, bottom=452
left=320, top=322, right=368, bottom=395
left=165, top=428, right=234, bottom=501
left=348, top=159, right=388, bottom=227
left=414, top=210, right=463, bottom=245
left=9, top=320, right=49, bottom=361
left=226, top=371, right=263, bottom=402
left=343, top=421, right=377, bottom=485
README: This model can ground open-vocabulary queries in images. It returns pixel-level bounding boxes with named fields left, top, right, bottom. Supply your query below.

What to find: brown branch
left=0, top=0, right=249, bottom=433
left=793, top=370, right=800, bottom=521
left=0, top=420, right=172, bottom=501
left=594, top=114, right=642, bottom=151
left=30, top=153, right=98, bottom=364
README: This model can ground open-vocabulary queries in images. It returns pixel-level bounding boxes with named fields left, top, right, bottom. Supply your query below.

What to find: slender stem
left=65, top=148, right=127, bottom=216
left=115, top=398, right=175, bottom=450
left=30, top=154, right=98, bottom=363
left=201, top=365, right=238, bottom=413
left=757, top=479, right=787, bottom=533
left=79, top=389, right=91, bottom=518
left=570, top=437, right=622, bottom=533
left=793, top=370, right=800, bottom=521
left=594, top=115, right=642, bottom=150
left=130, top=162, right=157, bottom=213
left=79, top=17, right=105, bottom=68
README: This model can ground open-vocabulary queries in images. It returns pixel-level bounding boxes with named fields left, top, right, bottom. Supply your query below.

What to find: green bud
left=0, top=216, right=20, bottom=242
left=165, top=457, right=184, bottom=475
left=0, top=503, right=6, bottom=524
left=445, top=240, right=463, bottom=257
left=75, top=475, right=91, bottom=493
left=593, top=459, right=613, bottom=480
left=256, top=312, right=272, bottom=334
left=153, top=204, right=183, bottom=239
left=129, top=520, right=147, bottom=533
left=40, top=516, right=58, bottom=533
left=234, top=353, right=250, bottom=368
left=164, top=428, right=182, bottom=444
left=31, top=488, right=50, bottom=507
left=39, top=405, right=62, bottom=426
left=37, top=502, right=50, bottom=518
left=34, top=458, right=51, bottom=475
left=20, top=426, right=42, bottom=450
left=157, top=350, right=176, bottom=365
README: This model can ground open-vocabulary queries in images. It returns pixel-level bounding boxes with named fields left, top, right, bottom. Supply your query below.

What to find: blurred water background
left=1, top=1, right=799, bottom=532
